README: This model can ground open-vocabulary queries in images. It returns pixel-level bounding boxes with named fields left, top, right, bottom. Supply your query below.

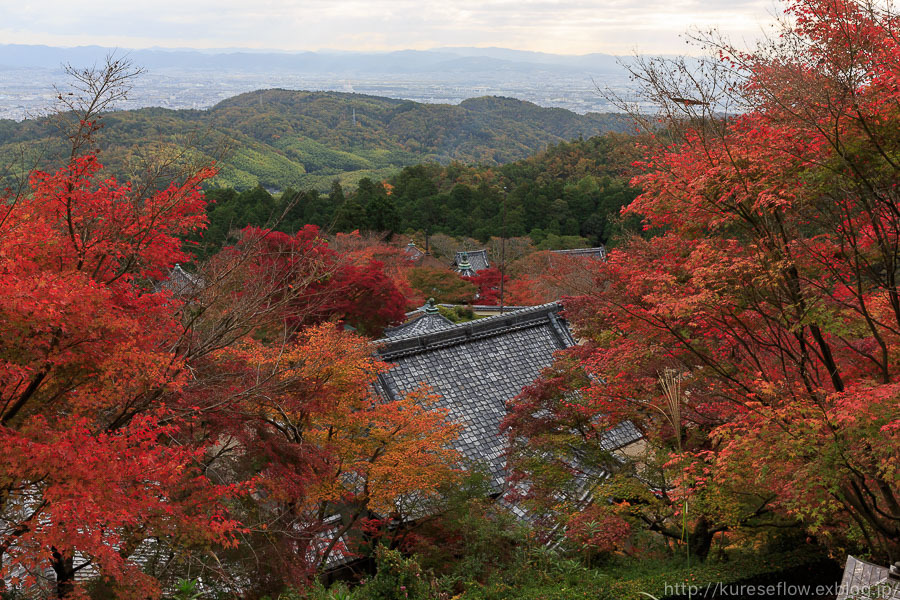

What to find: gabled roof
left=838, top=556, right=900, bottom=600
left=550, top=246, right=607, bottom=260
left=404, top=241, right=425, bottom=261
left=155, top=264, right=204, bottom=296
left=372, top=303, right=642, bottom=489
left=453, top=249, right=490, bottom=275
left=383, top=299, right=454, bottom=338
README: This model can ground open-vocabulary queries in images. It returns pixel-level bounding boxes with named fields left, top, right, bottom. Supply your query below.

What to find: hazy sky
left=1, top=0, right=780, bottom=55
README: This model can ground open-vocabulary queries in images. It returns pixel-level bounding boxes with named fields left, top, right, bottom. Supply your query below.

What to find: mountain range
left=0, top=44, right=640, bottom=121
left=0, top=89, right=631, bottom=192
left=0, top=44, right=630, bottom=75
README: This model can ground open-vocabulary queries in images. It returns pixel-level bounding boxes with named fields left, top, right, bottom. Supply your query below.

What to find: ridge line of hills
left=0, top=44, right=632, bottom=74
left=0, top=88, right=632, bottom=192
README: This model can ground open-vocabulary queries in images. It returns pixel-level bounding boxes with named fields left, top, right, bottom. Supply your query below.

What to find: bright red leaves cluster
left=225, top=226, right=407, bottom=336
left=463, top=267, right=505, bottom=305
left=0, top=156, right=236, bottom=597
left=0, top=149, right=452, bottom=597
left=506, top=0, right=900, bottom=561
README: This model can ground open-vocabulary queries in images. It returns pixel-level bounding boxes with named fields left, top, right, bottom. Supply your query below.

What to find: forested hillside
left=0, top=89, right=630, bottom=192
left=196, top=133, right=643, bottom=257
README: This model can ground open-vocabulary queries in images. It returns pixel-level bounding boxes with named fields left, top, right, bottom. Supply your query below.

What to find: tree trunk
left=50, top=547, right=76, bottom=599
left=689, top=516, right=715, bottom=562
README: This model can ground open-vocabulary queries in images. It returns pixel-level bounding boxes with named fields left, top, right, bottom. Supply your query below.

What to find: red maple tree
left=0, top=61, right=452, bottom=598
left=506, top=0, right=900, bottom=561
left=0, top=142, right=242, bottom=596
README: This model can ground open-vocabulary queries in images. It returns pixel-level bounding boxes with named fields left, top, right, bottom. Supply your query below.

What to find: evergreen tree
left=332, top=194, right=366, bottom=232
left=302, top=189, right=332, bottom=228
left=366, top=190, right=399, bottom=234
left=329, top=179, right=346, bottom=208
left=238, top=185, right=277, bottom=227
left=277, top=187, right=304, bottom=232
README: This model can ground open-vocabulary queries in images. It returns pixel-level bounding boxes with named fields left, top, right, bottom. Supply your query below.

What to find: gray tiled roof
left=383, top=312, right=455, bottom=338
left=156, top=263, right=203, bottom=296
left=306, top=517, right=354, bottom=569
left=598, top=421, right=643, bottom=451
left=550, top=246, right=607, bottom=260
left=374, top=304, right=578, bottom=486
left=404, top=241, right=424, bottom=261
left=454, top=249, right=490, bottom=274
left=838, top=556, right=900, bottom=599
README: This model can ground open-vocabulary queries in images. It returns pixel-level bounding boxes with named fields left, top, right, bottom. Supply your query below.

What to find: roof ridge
left=374, top=302, right=569, bottom=358
left=379, top=301, right=560, bottom=340
left=443, top=303, right=533, bottom=311
left=382, top=310, right=455, bottom=337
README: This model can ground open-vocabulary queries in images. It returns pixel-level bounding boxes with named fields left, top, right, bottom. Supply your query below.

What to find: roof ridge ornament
left=424, top=298, right=439, bottom=314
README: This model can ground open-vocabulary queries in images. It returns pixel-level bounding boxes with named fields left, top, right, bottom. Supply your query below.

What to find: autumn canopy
left=0, top=67, right=456, bottom=598
left=505, top=0, right=900, bottom=564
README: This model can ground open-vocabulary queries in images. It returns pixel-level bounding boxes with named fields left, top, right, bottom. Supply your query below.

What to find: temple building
left=373, top=302, right=642, bottom=490
left=837, top=557, right=900, bottom=600
left=550, top=246, right=607, bottom=260
left=403, top=240, right=425, bottom=261
left=453, top=249, right=490, bottom=276
left=382, top=298, right=455, bottom=338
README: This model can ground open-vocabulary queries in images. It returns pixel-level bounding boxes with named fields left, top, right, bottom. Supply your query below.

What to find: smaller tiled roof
left=550, top=246, right=607, bottom=260
left=454, top=249, right=490, bottom=275
left=156, top=264, right=203, bottom=296
left=598, top=421, right=643, bottom=451
left=837, top=556, right=900, bottom=600
left=306, top=517, right=355, bottom=569
left=404, top=241, right=425, bottom=261
left=383, top=299, right=455, bottom=338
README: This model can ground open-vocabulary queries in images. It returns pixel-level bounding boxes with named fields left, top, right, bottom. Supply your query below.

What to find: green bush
left=354, top=547, right=431, bottom=600
left=438, top=305, right=478, bottom=323
left=311, top=544, right=828, bottom=600
left=600, top=547, right=831, bottom=600
left=299, top=581, right=354, bottom=600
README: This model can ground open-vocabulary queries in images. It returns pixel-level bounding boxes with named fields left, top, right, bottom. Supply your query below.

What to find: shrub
left=355, top=547, right=430, bottom=600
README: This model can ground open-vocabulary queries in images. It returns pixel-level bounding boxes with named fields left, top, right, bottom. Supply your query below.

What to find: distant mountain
left=0, top=89, right=631, bottom=192
left=431, top=47, right=629, bottom=70
left=0, top=44, right=628, bottom=74
left=0, top=44, right=639, bottom=121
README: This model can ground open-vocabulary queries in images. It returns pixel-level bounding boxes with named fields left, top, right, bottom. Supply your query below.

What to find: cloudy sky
left=2, top=0, right=780, bottom=55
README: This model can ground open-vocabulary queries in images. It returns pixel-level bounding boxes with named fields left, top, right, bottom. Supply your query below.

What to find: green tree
left=366, top=192, right=399, bottom=233
left=332, top=194, right=366, bottom=232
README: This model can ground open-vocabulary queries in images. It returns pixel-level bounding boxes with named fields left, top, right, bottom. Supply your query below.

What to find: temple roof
left=373, top=303, right=641, bottom=488
left=837, top=556, right=900, bottom=600
left=404, top=241, right=425, bottom=261
left=155, top=264, right=203, bottom=296
left=453, top=249, right=490, bottom=275
left=550, top=246, right=607, bottom=260
left=383, top=299, right=455, bottom=338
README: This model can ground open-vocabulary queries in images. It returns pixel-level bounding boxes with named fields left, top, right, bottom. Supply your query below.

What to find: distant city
left=0, top=45, right=645, bottom=120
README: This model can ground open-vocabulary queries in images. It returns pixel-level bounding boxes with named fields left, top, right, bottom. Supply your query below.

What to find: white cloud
left=1, top=0, right=781, bottom=54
